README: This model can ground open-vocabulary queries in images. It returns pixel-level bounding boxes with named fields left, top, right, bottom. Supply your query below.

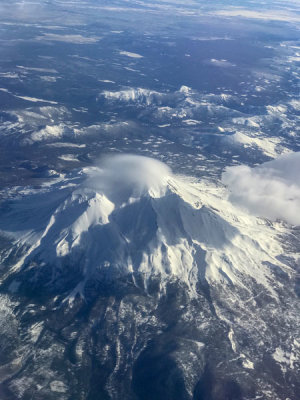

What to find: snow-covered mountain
left=1, top=155, right=289, bottom=299
left=0, top=155, right=299, bottom=400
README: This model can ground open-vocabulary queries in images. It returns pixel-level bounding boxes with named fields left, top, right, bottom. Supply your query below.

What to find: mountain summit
left=0, top=155, right=299, bottom=400
left=1, top=155, right=292, bottom=300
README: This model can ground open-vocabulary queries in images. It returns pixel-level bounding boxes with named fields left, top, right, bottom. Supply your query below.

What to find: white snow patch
left=228, top=328, right=237, bottom=352
left=40, top=76, right=57, bottom=82
left=0, top=72, right=19, bottom=78
left=50, top=380, right=68, bottom=393
left=119, top=50, right=143, bottom=58
left=242, top=358, right=254, bottom=369
left=102, top=87, right=162, bottom=105
left=98, top=79, right=115, bottom=83
left=182, top=119, right=200, bottom=126
left=158, top=124, right=171, bottom=128
left=16, top=65, right=57, bottom=73
left=58, top=154, right=80, bottom=162
left=209, top=59, right=236, bottom=67
left=29, top=322, right=43, bottom=343
left=223, top=131, right=284, bottom=158
left=45, top=142, right=86, bottom=148
left=36, top=33, right=101, bottom=44
left=31, top=124, right=66, bottom=141
left=1, top=87, right=58, bottom=104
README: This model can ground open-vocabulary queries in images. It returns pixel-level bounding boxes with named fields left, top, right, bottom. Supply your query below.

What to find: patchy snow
left=209, top=58, right=236, bottom=67
left=40, top=76, right=57, bottom=82
left=102, top=87, right=162, bottom=104
left=50, top=380, right=68, bottom=393
left=29, top=322, right=44, bottom=343
left=228, top=328, right=237, bottom=352
left=242, top=358, right=254, bottom=369
left=98, top=79, right=115, bottom=83
left=31, top=124, right=66, bottom=141
left=223, top=130, right=285, bottom=158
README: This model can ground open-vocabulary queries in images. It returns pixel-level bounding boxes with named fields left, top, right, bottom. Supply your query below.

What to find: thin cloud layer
left=222, top=152, right=300, bottom=225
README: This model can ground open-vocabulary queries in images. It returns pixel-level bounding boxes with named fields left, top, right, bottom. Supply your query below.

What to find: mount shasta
left=0, top=155, right=299, bottom=400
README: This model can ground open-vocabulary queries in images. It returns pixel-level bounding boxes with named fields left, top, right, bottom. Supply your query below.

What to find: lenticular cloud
left=222, top=152, right=300, bottom=225
left=85, top=154, right=172, bottom=203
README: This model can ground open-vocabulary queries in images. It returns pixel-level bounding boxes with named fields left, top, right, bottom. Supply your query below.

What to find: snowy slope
left=0, top=155, right=299, bottom=400
left=0, top=155, right=290, bottom=300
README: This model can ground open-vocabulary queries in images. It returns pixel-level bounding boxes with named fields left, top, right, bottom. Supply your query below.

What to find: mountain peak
left=1, top=155, right=289, bottom=303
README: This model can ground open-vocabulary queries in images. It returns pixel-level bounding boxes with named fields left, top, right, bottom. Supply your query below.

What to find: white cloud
left=222, top=152, right=300, bottom=225
left=86, top=154, right=172, bottom=202
left=213, top=9, right=300, bottom=23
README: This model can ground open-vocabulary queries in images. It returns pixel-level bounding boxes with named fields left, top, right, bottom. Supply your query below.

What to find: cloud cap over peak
left=85, top=154, right=173, bottom=204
